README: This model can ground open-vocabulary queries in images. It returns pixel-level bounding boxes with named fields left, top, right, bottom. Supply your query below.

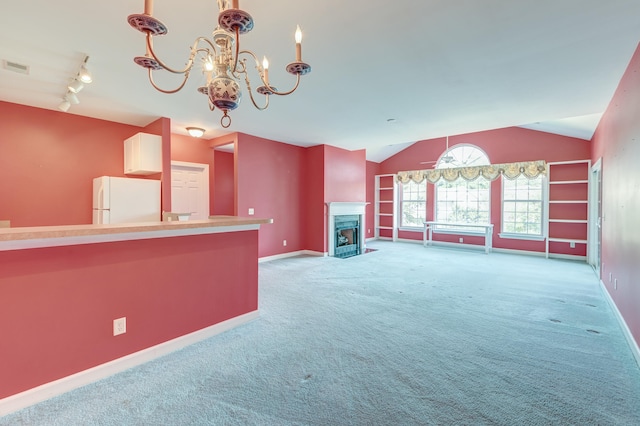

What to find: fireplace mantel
left=327, top=202, right=368, bottom=257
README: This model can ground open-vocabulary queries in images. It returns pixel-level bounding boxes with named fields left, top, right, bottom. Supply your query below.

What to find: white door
left=171, top=161, right=210, bottom=220
left=589, top=160, right=602, bottom=275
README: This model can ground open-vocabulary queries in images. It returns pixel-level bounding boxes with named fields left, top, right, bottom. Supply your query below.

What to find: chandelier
left=127, top=0, right=311, bottom=128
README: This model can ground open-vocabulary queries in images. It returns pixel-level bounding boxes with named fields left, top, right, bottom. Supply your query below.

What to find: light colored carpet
left=2, top=241, right=640, bottom=425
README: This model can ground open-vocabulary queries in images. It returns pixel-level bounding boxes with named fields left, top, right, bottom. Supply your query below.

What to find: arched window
left=435, top=145, right=490, bottom=228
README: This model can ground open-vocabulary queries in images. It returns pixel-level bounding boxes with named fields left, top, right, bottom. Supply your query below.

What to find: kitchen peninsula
left=0, top=216, right=271, bottom=415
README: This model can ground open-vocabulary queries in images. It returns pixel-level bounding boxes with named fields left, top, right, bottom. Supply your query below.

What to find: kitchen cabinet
left=124, top=133, right=162, bottom=175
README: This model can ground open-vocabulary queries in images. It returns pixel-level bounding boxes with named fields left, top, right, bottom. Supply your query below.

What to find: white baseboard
left=599, top=280, right=640, bottom=368
left=259, top=250, right=326, bottom=263
left=547, top=253, right=587, bottom=261
left=0, top=310, right=259, bottom=417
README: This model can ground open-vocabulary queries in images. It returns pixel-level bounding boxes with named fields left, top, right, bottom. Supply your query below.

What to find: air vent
left=2, top=60, right=30, bottom=75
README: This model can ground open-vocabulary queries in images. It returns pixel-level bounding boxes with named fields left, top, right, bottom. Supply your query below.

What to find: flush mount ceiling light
left=186, top=127, right=205, bottom=138
left=127, top=0, right=311, bottom=128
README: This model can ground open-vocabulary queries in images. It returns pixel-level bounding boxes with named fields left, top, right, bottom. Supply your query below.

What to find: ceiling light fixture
left=58, top=99, right=71, bottom=112
left=78, top=58, right=93, bottom=83
left=58, top=55, right=93, bottom=113
left=127, top=0, right=312, bottom=129
left=186, top=127, right=205, bottom=138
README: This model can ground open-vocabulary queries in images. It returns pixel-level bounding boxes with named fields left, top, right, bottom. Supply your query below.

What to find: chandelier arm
left=147, top=68, right=190, bottom=94
left=241, top=71, right=270, bottom=111
left=238, top=49, right=302, bottom=96
left=145, top=35, right=218, bottom=75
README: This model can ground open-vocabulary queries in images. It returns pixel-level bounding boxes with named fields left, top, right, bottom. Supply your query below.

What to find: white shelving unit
left=374, top=174, right=398, bottom=241
left=546, top=160, right=590, bottom=259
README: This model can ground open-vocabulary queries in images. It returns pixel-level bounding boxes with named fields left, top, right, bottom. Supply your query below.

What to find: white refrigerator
left=92, top=176, right=161, bottom=224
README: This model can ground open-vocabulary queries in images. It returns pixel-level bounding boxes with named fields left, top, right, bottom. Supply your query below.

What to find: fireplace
left=334, top=215, right=361, bottom=258
left=327, top=202, right=367, bottom=258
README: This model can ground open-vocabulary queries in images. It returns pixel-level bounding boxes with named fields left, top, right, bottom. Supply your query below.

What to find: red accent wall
left=0, top=101, right=145, bottom=227
left=142, top=118, right=171, bottom=212
left=213, top=150, right=235, bottom=216
left=305, top=145, right=326, bottom=253
left=378, top=127, right=590, bottom=253
left=591, top=43, right=640, bottom=349
left=236, top=133, right=307, bottom=257
left=0, top=231, right=259, bottom=399
left=366, top=161, right=381, bottom=239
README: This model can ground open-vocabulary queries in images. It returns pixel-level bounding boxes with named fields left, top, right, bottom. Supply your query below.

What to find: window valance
left=396, top=160, right=546, bottom=184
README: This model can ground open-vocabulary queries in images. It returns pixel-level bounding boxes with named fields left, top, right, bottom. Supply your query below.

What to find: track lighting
left=58, top=99, right=71, bottom=112
left=58, top=54, right=92, bottom=113
left=67, top=79, right=84, bottom=94
left=78, top=57, right=92, bottom=83
left=66, top=91, right=80, bottom=105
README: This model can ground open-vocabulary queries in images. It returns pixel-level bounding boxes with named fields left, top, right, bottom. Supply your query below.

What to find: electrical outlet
left=570, top=241, right=576, bottom=249
left=459, top=238, right=464, bottom=243
left=283, top=239, right=287, bottom=246
left=248, top=208, right=254, bottom=215
left=113, top=317, right=126, bottom=336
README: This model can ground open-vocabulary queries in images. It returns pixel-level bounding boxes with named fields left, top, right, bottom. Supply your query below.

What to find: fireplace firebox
left=334, top=215, right=360, bottom=258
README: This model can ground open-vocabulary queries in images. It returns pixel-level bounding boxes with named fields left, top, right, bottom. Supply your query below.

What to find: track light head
left=68, top=79, right=84, bottom=94
left=58, top=100, right=71, bottom=112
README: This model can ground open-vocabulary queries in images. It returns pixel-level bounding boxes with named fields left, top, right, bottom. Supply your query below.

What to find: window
left=502, top=175, right=544, bottom=236
left=400, top=180, right=426, bottom=227
left=434, top=145, right=490, bottom=231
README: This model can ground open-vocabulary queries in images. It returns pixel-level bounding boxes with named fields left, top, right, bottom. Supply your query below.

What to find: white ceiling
left=1, top=1, right=639, bottom=162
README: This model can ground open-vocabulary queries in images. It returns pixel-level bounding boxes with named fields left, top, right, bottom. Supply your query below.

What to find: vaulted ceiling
left=1, top=1, right=639, bottom=161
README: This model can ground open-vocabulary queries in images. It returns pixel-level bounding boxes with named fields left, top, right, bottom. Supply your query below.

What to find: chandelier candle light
left=127, top=0, right=311, bottom=128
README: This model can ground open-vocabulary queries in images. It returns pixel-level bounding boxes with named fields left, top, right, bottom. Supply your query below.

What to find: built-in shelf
left=546, top=160, right=590, bottom=259
left=374, top=174, right=398, bottom=241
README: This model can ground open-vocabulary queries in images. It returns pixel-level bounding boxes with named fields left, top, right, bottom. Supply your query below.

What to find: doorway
left=170, top=161, right=210, bottom=220
left=589, top=159, right=602, bottom=276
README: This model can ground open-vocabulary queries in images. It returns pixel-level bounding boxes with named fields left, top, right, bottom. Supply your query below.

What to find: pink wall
left=305, top=145, right=326, bottom=253
left=236, top=133, right=307, bottom=257
left=0, top=230, right=259, bottom=399
left=213, top=150, right=235, bottom=216
left=366, top=161, right=381, bottom=239
left=142, top=118, right=171, bottom=213
left=379, top=127, right=590, bottom=252
left=591, top=43, right=640, bottom=349
left=0, top=101, right=145, bottom=227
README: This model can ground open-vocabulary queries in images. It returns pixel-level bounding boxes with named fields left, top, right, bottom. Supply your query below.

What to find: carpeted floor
left=2, top=241, right=640, bottom=425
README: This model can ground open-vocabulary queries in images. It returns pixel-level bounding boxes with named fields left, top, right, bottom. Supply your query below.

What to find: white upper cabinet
left=124, top=133, right=162, bottom=175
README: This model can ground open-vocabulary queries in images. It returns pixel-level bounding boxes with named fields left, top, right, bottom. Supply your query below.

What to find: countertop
left=0, top=216, right=273, bottom=251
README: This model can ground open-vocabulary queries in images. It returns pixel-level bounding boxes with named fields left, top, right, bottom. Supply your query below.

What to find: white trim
left=492, top=247, right=547, bottom=257
left=498, top=233, right=545, bottom=241
left=547, top=253, right=587, bottom=261
left=398, top=226, right=423, bottom=232
left=259, top=250, right=326, bottom=263
left=0, top=311, right=259, bottom=417
left=419, top=239, right=486, bottom=252
left=599, top=280, right=640, bottom=368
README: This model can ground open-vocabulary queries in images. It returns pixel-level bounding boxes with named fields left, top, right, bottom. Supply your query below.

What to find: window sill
left=432, top=229, right=486, bottom=236
left=498, top=233, right=545, bottom=241
left=398, top=226, right=424, bottom=232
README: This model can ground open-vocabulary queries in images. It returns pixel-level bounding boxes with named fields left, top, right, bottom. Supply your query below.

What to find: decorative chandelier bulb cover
left=68, top=79, right=84, bottom=94
left=186, top=127, right=205, bottom=138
